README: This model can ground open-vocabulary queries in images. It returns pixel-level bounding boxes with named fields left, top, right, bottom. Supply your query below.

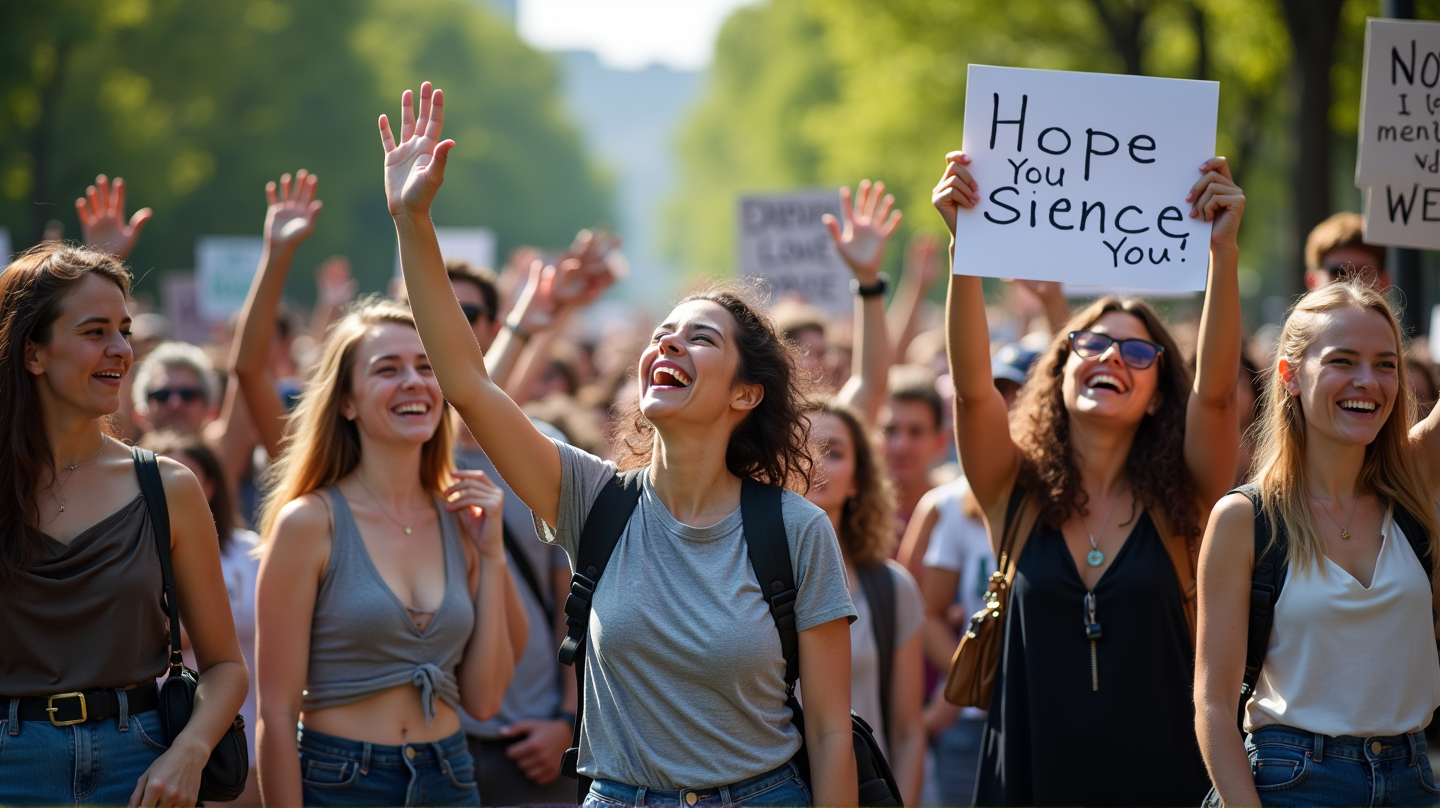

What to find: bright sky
left=517, top=0, right=760, bottom=70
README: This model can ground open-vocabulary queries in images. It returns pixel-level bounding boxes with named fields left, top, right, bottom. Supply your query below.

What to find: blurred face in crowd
left=450, top=277, right=497, bottom=351
left=1281, top=306, right=1400, bottom=450
left=807, top=412, right=857, bottom=517
left=1061, top=311, right=1162, bottom=429
left=25, top=273, right=134, bottom=421
left=790, top=326, right=827, bottom=385
left=640, top=300, right=756, bottom=432
left=170, top=450, right=216, bottom=501
left=139, top=364, right=211, bottom=434
left=341, top=322, right=444, bottom=448
left=1407, top=363, right=1437, bottom=417
left=882, top=398, right=945, bottom=490
left=1305, top=245, right=1390, bottom=291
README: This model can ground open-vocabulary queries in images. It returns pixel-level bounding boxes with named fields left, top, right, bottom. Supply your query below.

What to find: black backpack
left=555, top=471, right=903, bottom=805
left=1233, top=482, right=1435, bottom=727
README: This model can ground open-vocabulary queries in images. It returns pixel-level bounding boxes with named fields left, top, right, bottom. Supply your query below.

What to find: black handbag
left=134, top=447, right=250, bottom=802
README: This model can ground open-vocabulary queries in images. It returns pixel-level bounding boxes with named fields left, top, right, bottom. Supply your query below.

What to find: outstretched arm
left=382, top=82, right=562, bottom=524
left=888, top=233, right=942, bottom=365
left=231, top=170, right=323, bottom=458
left=934, top=152, right=1020, bottom=517
left=1184, top=157, right=1245, bottom=509
left=77, top=174, right=151, bottom=261
left=309, top=255, right=357, bottom=345
left=1412, top=371, right=1440, bottom=499
left=827, top=180, right=900, bottom=424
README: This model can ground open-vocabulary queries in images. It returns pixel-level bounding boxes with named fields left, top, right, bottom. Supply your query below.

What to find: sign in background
left=0, top=227, right=10, bottom=265
left=162, top=273, right=209, bottom=344
left=196, top=236, right=264, bottom=322
left=952, top=65, right=1218, bottom=292
left=737, top=191, right=851, bottom=315
left=1356, top=18, right=1440, bottom=249
left=394, top=227, right=496, bottom=277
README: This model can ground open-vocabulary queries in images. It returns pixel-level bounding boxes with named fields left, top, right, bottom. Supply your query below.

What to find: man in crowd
left=1304, top=211, right=1388, bottom=290
left=882, top=364, right=951, bottom=537
left=131, top=341, right=219, bottom=435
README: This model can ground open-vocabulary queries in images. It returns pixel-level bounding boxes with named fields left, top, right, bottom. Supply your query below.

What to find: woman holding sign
left=933, top=152, right=1245, bottom=806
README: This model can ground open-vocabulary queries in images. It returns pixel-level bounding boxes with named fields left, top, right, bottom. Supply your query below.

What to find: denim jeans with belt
left=297, top=724, right=480, bottom=807
left=0, top=693, right=167, bottom=805
left=1242, top=724, right=1440, bottom=807
left=582, top=762, right=810, bottom=807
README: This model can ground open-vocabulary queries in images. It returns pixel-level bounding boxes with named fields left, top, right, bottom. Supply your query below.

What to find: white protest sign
left=738, top=191, right=850, bottom=315
left=394, top=227, right=496, bottom=277
left=1363, top=184, right=1440, bottom=249
left=1355, top=18, right=1440, bottom=186
left=953, top=65, right=1218, bottom=291
left=162, top=272, right=209, bottom=344
left=196, top=236, right=264, bottom=322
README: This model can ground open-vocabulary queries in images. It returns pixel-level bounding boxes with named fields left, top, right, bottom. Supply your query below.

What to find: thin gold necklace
left=1311, top=491, right=1360, bottom=540
left=53, top=436, right=107, bottom=514
left=355, top=475, right=419, bottom=535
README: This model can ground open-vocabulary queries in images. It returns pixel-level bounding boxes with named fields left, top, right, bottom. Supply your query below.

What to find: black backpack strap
left=502, top=523, right=554, bottom=628
left=133, top=446, right=184, bottom=673
left=856, top=563, right=896, bottom=741
left=1232, top=483, right=1287, bottom=731
left=740, top=478, right=799, bottom=689
left=1393, top=504, right=1435, bottom=585
left=558, top=468, right=645, bottom=797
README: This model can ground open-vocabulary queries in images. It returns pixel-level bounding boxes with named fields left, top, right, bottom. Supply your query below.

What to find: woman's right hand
left=931, top=151, right=980, bottom=236
left=380, top=81, right=454, bottom=217
left=263, top=170, right=322, bottom=251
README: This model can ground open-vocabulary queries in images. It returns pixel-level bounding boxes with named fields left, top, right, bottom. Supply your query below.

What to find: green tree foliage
left=1, top=0, right=610, bottom=301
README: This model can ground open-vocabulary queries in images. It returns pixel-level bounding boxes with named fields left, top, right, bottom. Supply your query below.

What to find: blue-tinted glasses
left=1068, top=330, right=1163, bottom=370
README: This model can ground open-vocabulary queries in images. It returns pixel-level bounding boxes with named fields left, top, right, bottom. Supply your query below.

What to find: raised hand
left=380, top=81, right=454, bottom=216
left=1187, top=156, right=1245, bottom=250
left=932, top=152, right=980, bottom=235
left=76, top=174, right=151, bottom=260
left=315, top=255, right=357, bottom=310
left=823, top=180, right=902, bottom=282
left=264, top=170, right=322, bottom=250
left=445, top=469, right=505, bottom=560
left=905, top=232, right=942, bottom=289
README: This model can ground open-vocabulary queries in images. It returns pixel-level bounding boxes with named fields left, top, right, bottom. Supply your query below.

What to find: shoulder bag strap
left=502, top=523, right=554, bottom=628
left=855, top=563, right=896, bottom=740
left=996, top=484, right=1038, bottom=605
left=133, top=446, right=184, bottom=674
left=1151, top=508, right=1198, bottom=648
left=739, top=478, right=799, bottom=689
left=1392, top=504, right=1435, bottom=585
left=1230, top=483, right=1286, bottom=731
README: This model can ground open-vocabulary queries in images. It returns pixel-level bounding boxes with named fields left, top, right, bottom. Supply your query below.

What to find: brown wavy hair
left=820, top=402, right=896, bottom=567
left=1011, top=296, right=1201, bottom=540
left=0, top=244, right=132, bottom=585
left=612, top=286, right=816, bottom=490
left=139, top=429, right=238, bottom=554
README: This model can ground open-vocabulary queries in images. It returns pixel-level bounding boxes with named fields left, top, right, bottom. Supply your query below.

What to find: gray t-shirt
left=535, top=440, right=856, bottom=789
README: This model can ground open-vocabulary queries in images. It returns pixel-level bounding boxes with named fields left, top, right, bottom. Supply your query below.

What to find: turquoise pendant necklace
left=1084, top=493, right=1121, bottom=568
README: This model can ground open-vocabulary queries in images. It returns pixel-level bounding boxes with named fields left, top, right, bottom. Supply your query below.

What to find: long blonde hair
left=258, top=297, right=455, bottom=543
left=1250, top=278, right=1438, bottom=568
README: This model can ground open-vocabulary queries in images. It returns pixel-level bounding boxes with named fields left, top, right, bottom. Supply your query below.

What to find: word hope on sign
left=952, top=65, right=1218, bottom=292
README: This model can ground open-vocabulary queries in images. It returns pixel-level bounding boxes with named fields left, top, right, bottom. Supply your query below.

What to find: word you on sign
left=952, top=65, right=1218, bottom=292
left=738, top=191, right=851, bottom=315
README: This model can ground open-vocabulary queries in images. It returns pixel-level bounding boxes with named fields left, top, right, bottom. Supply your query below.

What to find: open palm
left=823, top=180, right=902, bottom=281
left=76, top=174, right=151, bottom=260
left=380, top=81, right=454, bottom=216
left=264, top=170, right=322, bottom=249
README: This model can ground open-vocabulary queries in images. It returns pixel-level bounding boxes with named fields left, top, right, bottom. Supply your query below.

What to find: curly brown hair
left=1011, top=296, right=1201, bottom=540
left=612, top=286, right=816, bottom=490
left=820, top=402, right=896, bottom=567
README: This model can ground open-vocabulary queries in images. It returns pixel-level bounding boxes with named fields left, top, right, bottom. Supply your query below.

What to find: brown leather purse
left=943, top=485, right=1038, bottom=708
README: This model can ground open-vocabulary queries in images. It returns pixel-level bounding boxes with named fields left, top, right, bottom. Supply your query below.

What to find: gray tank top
left=301, top=486, right=474, bottom=724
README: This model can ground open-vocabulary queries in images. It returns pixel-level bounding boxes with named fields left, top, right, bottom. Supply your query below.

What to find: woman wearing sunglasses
left=932, top=153, right=1245, bottom=806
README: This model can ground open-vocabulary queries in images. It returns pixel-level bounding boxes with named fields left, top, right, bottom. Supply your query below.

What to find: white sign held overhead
left=196, top=236, right=264, bottom=322
left=1355, top=18, right=1440, bottom=186
left=737, top=192, right=851, bottom=315
left=1363, top=184, right=1440, bottom=249
left=952, top=65, right=1218, bottom=292
left=394, top=227, right=496, bottom=277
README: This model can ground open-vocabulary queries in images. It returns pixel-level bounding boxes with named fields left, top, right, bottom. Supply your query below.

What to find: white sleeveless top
left=1245, top=511, right=1440, bottom=736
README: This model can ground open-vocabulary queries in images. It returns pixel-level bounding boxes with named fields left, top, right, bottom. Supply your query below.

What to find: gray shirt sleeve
left=780, top=490, right=858, bottom=631
left=532, top=439, right=618, bottom=563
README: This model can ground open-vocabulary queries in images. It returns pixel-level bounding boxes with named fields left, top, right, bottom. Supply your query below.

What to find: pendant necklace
left=1312, top=491, right=1360, bottom=541
left=52, top=436, right=107, bottom=514
left=356, top=476, right=418, bottom=535
left=1084, top=491, right=1121, bottom=567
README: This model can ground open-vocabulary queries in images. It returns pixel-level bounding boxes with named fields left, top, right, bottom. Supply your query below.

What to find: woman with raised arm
left=253, top=296, right=524, bottom=808
left=932, top=151, right=1246, bottom=806
left=386, top=81, right=858, bottom=807
left=1196, top=278, right=1440, bottom=807
left=823, top=179, right=901, bottom=424
left=0, top=244, right=247, bottom=808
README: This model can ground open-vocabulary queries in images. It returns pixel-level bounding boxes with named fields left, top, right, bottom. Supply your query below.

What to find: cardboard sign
left=196, top=236, right=264, bottom=322
left=1355, top=18, right=1440, bottom=186
left=737, top=191, right=851, bottom=315
left=952, top=65, right=1219, bottom=291
left=394, top=227, right=496, bottom=277
left=162, top=272, right=210, bottom=344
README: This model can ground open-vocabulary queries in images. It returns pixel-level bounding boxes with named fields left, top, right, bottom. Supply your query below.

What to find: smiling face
left=807, top=412, right=857, bottom=516
left=340, top=322, right=444, bottom=446
left=1282, top=306, right=1401, bottom=449
left=1060, top=311, right=1162, bottom=425
left=639, top=300, right=759, bottom=428
left=24, top=272, right=134, bottom=420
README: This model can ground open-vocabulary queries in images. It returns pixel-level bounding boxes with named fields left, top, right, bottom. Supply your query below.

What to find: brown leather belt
left=5, top=684, right=160, bottom=726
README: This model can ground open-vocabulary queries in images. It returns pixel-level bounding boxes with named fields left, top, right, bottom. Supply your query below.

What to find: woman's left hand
left=1188, top=156, right=1245, bottom=251
left=129, top=739, right=208, bottom=808
left=446, top=469, right=506, bottom=560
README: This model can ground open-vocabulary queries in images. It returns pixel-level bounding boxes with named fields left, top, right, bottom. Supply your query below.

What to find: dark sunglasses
left=1068, top=330, right=1164, bottom=370
left=460, top=303, right=494, bottom=326
left=147, top=387, right=205, bottom=405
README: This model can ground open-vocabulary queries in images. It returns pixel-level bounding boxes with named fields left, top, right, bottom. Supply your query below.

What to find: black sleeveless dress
left=973, top=511, right=1210, bottom=807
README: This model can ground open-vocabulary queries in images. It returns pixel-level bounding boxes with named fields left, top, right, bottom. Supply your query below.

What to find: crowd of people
left=1, top=78, right=1439, bottom=808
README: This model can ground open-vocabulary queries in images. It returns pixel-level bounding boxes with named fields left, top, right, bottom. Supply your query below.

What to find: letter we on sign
left=952, top=65, right=1218, bottom=292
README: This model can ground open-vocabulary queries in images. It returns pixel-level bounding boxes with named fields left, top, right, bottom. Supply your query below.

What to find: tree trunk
left=1087, top=0, right=1149, bottom=76
left=28, top=40, right=71, bottom=246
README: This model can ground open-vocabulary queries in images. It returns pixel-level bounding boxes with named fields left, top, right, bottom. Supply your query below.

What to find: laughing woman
left=386, top=82, right=858, bottom=807
left=933, top=152, right=1246, bottom=806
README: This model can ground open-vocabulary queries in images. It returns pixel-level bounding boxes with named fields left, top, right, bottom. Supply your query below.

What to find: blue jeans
left=583, top=762, right=811, bottom=807
left=297, top=724, right=480, bottom=807
left=0, top=698, right=167, bottom=805
left=931, top=714, right=984, bottom=807
left=1245, top=724, right=1440, bottom=807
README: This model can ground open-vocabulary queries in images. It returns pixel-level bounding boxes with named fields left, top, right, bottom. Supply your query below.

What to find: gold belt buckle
left=46, top=692, right=87, bottom=726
